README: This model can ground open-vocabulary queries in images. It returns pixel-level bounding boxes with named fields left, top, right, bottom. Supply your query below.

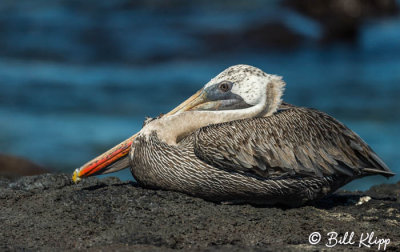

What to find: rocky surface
left=284, top=0, right=399, bottom=42
left=0, top=154, right=48, bottom=178
left=1, top=174, right=399, bottom=251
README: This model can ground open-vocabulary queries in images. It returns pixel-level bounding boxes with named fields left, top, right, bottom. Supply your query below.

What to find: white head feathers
left=205, top=64, right=285, bottom=107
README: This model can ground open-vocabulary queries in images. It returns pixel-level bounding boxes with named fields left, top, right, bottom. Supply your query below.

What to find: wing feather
left=193, top=106, right=394, bottom=179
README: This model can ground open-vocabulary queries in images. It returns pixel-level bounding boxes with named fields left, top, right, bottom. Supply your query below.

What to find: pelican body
left=73, top=65, right=394, bottom=206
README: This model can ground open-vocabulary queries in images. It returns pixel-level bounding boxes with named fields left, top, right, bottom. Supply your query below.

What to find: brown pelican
left=72, top=65, right=394, bottom=206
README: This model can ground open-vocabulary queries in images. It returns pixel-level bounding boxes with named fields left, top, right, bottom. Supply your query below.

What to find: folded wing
left=193, top=107, right=394, bottom=179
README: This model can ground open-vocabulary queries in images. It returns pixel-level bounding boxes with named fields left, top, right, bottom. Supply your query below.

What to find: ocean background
left=0, top=0, right=399, bottom=190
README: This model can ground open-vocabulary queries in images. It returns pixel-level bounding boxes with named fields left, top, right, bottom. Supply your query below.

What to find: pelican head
left=165, top=64, right=285, bottom=116
left=206, top=64, right=284, bottom=107
left=72, top=64, right=285, bottom=182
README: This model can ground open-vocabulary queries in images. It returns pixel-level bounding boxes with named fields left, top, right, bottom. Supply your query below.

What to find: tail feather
left=362, top=168, right=395, bottom=177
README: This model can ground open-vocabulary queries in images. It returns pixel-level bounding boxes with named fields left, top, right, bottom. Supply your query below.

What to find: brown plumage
left=130, top=102, right=393, bottom=206
left=74, top=64, right=394, bottom=206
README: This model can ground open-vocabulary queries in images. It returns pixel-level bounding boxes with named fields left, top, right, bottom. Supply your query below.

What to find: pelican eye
left=218, top=81, right=232, bottom=92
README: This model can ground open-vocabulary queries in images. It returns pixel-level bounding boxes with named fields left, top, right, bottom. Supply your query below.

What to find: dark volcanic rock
left=284, top=0, right=399, bottom=42
left=0, top=174, right=399, bottom=251
left=198, top=22, right=304, bottom=53
left=0, top=154, right=48, bottom=178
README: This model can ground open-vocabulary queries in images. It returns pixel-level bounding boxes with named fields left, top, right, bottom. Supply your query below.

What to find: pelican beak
left=164, top=88, right=223, bottom=113
left=72, top=88, right=210, bottom=183
left=164, top=89, right=209, bottom=115
left=72, top=133, right=137, bottom=183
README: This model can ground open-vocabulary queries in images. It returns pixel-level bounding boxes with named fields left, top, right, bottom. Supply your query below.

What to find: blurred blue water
left=0, top=1, right=399, bottom=190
